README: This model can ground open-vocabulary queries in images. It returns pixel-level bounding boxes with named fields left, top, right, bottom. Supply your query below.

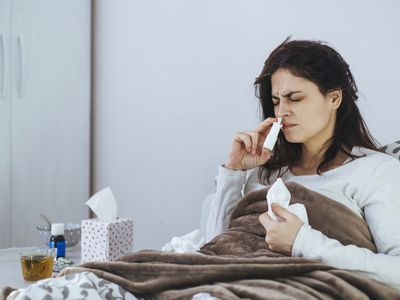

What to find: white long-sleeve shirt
left=201, top=147, right=400, bottom=291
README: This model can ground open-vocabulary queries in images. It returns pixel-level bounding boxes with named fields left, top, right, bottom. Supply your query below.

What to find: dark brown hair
left=254, top=37, right=380, bottom=184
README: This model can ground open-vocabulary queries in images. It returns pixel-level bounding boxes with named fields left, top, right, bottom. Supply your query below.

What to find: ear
left=327, top=89, right=342, bottom=109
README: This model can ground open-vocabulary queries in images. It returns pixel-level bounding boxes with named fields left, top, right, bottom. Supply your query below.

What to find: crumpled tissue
left=162, top=229, right=205, bottom=253
left=267, top=178, right=309, bottom=224
left=192, top=293, right=221, bottom=300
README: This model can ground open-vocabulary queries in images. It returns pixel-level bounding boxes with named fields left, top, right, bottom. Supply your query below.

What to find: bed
left=2, top=141, right=400, bottom=300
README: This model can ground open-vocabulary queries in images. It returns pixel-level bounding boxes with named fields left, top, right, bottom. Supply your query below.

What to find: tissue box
left=81, top=218, right=133, bottom=262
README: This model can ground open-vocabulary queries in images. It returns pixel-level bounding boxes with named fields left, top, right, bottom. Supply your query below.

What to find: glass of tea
left=19, top=248, right=56, bottom=281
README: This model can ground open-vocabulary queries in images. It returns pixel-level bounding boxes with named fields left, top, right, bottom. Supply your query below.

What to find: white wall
left=93, top=0, right=400, bottom=250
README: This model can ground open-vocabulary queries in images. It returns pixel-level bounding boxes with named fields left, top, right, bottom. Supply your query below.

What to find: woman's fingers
left=234, top=133, right=252, bottom=152
left=229, top=128, right=273, bottom=170
left=247, top=132, right=259, bottom=155
left=233, top=118, right=277, bottom=157
left=259, top=212, right=271, bottom=228
left=234, top=132, right=259, bottom=154
left=254, top=117, right=278, bottom=135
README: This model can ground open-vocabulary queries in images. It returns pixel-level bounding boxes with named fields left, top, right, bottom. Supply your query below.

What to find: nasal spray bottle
left=263, top=118, right=282, bottom=151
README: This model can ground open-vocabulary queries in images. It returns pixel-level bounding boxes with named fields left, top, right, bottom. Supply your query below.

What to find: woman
left=201, top=38, right=400, bottom=290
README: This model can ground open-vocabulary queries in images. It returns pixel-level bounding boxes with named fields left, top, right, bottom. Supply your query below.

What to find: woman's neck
left=297, top=142, right=330, bottom=169
left=291, top=143, right=349, bottom=175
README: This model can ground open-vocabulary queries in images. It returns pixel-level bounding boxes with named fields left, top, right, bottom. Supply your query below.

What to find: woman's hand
left=259, top=204, right=304, bottom=256
left=224, top=117, right=277, bottom=171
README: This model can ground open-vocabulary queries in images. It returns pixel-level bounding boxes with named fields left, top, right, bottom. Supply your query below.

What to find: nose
left=275, top=100, right=290, bottom=118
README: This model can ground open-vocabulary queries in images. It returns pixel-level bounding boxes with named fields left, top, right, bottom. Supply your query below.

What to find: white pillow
left=381, top=141, right=400, bottom=161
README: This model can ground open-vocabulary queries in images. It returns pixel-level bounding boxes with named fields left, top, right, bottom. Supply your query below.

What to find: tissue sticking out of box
left=86, top=187, right=118, bottom=222
left=266, top=178, right=309, bottom=224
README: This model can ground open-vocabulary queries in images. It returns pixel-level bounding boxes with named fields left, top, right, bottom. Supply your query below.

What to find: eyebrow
left=271, top=91, right=303, bottom=99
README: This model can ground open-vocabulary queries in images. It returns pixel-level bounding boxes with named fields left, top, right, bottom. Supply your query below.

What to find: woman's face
left=271, top=68, right=340, bottom=149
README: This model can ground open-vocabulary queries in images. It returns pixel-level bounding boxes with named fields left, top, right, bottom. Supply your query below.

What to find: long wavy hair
left=254, top=38, right=380, bottom=184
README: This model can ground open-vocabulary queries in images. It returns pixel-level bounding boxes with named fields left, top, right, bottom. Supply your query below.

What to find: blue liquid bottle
left=49, top=223, right=66, bottom=258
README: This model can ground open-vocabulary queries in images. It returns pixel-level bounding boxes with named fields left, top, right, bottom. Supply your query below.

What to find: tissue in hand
left=267, top=178, right=309, bottom=224
left=81, top=187, right=134, bottom=262
left=162, top=229, right=205, bottom=253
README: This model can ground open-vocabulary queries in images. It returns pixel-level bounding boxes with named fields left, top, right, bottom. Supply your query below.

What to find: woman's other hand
left=259, top=204, right=304, bottom=256
left=224, top=117, right=277, bottom=171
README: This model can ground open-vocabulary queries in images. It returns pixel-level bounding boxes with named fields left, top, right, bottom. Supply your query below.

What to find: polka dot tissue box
left=82, top=187, right=133, bottom=262
left=81, top=217, right=134, bottom=262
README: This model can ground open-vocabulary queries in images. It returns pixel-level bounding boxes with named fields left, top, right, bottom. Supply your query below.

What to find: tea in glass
left=19, top=248, right=56, bottom=281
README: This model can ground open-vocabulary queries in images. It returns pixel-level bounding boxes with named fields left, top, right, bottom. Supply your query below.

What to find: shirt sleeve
left=203, top=165, right=247, bottom=242
left=292, top=158, right=400, bottom=291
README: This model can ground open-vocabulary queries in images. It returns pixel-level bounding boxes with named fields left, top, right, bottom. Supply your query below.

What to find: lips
left=282, top=122, right=297, bottom=129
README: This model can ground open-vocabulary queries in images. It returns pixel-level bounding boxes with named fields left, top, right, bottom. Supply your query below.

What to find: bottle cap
left=51, top=223, right=65, bottom=236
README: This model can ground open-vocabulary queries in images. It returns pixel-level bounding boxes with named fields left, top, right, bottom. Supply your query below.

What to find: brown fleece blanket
left=2, top=182, right=400, bottom=299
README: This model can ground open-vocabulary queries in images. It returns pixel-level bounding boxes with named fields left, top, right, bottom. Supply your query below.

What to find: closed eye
left=271, top=96, right=280, bottom=105
left=272, top=98, right=301, bottom=105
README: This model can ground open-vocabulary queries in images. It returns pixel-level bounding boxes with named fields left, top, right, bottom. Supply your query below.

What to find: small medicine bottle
left=50, top=223, right=66, bottom=259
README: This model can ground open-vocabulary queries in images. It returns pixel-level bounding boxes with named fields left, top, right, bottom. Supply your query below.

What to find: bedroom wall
left=93, top=0, right=400, bottom=250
